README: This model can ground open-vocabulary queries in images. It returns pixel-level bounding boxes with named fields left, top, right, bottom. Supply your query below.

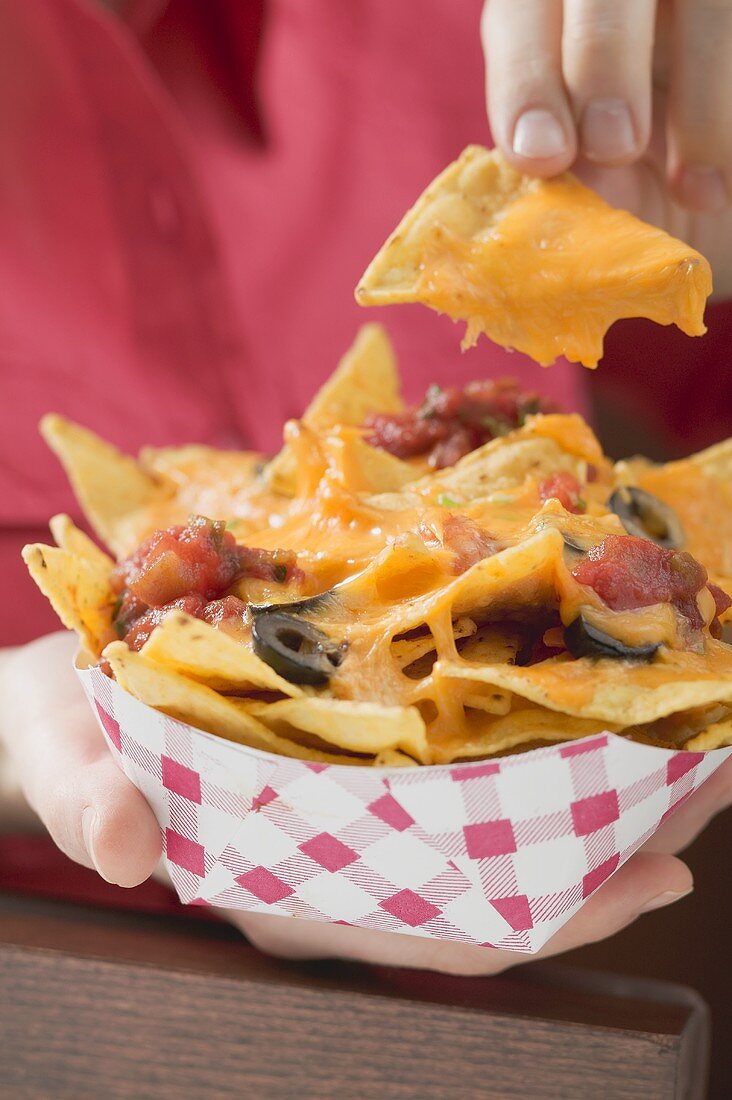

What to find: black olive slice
left=565, top=616, right=660, bottom=661
left=252, top=612, right=345, bottom=685
left=250, top=589, right=339, bottom=619
left=562, top=533, right=587, bottom=553
left=609, top=487, right=684, bottom=550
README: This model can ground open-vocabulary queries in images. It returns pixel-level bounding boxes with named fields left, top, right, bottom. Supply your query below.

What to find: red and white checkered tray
left=79, top=665, right=731, bottom=954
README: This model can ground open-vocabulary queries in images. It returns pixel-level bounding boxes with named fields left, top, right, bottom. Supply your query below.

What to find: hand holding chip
left=481, top=0, right=732, bottom=297
left=2, top=630, right=729, bottom=974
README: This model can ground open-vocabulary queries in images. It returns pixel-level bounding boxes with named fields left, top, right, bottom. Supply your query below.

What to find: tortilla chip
left=431, top=707, right=613, bottom=764
left=373, top=749, right=419, bottom=768
left=244, top=697, right=429, bottom=761
left=392, top=617, right=477, bottom=670
left=48, top=514, right=114, bottom=572
left=417, top=431, right=587, bottom=503
left=320, top=428, right=417, bottom=494
left=40, top=415, right=163, bottom=557
left=627, top=446, right=732, bottom=581
left=22, top=542, right=115, bottom=658
left=138, top=444, right=263, bottom=485
left=435, top=640, right=732, bottom=726
left=356, top=145, right=711, bottom=367
left=104, top=642, right=365, bottom=763
left=684, top=717, right=732, bottom=752
left=266, top=324, right=404, bottom=495
left=140, top=610, right=304, bottom=697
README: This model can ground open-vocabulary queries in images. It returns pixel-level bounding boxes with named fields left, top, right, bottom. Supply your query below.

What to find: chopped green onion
left=437, top=493, right=460, bottom=508
left=480, top=415, right=510, bottom=437
left=517, top=398, right=541, bottom=426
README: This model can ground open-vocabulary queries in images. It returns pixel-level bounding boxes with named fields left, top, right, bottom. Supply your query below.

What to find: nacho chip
left=392, top=616, right=477, bottom=669
left=626, top=442, right=732, bottom=581
left=356, top=145, right=711, bottom=367
left=266, top=324, right=404, bottom=494
left=435, top=641, right=732, bottom=726
left=104, top=642, right=366, bottom=764
left=139, top=610, right=304, bottom=697
left=40, top=415, right=162, bottom=557
left=417, top=428, right=589, bottom=504
left=29, top=302, right=732, bottom=766
left=373, top=749, right=420, bottom=768
left=431, top=706, right=613, bottom=764
left=49, top=513, right=114, bottom=572
left=684, top=717, right=732, bottom=752
left=319, top=428, right=417, bottom=494
left=244, top=697, right=428, bottom=761
left=22, top=542, right=115, bottom=658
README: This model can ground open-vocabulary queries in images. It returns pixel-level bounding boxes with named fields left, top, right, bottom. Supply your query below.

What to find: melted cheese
left=356, top=146, right=712, bottom=368
left=635, top=463, right=732, bottom=578
left=218, top=411, right=731, bottom=762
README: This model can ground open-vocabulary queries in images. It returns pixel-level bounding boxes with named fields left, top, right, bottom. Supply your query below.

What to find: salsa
left=538, top=471, right=586, bottom=514
left=571, top=534, right=730, bottom=632
left=111, top=516, right=301, bottom=650
left=365, top=378, right=558, bottom=468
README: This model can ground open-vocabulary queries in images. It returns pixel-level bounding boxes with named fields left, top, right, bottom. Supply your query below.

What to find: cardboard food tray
left=78, top=664, right=731, bottom=954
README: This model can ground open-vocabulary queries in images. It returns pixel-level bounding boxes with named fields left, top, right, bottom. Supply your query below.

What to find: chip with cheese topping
left=24, top=330, right=732, bottom=765
left=355, top=146, right=712, bottom=368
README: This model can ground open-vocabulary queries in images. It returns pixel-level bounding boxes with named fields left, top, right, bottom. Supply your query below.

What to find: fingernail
left=677, top=167, right=728, bottom=213
left=640, top=886, right=693, bottom=914
left=513, top=109, right=568, bottom=160
left=81, top=807, right=107, bottom=879
left=581, top=98, right=636, bottom=162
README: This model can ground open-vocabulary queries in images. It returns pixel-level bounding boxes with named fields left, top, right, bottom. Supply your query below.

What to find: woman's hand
left=0, top=632, right=161, bottom=886
left=232, top=763, right=732, bottom=975
left=481, top=0, right=732, bottom=298
left=2, top=630, right=729, bottom=975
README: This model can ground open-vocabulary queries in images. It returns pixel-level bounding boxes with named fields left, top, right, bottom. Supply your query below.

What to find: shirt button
left=148, top=182, right=182, bottom=240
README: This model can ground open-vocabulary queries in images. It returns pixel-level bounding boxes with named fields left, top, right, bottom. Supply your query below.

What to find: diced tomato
left=116, top=594, right=251, bottom=652
left=365, top=378, right=558, bottom=468
left=363, top=410, right=449, bottom=460
left=237, top=546, right=303, bottom=584
left=201, top=595, right=249, bottom=636
left=708, top=583, right=732, bottom=638
left=538, top=471, right=586, bottom=514
left=111, top=517, right=243, bottom=605
left=428, top=427, right=478, bottom=470
left=110, top=516, right=301, bottom=650
left=122, top=595, right=207, bottom=651
left=419, top=513, right=498, bottom=574
left=709, top=583, right=732, bottom=620
left=443, top=514, right=499, bottom=574
left=572, top=535, right=709, bottom=628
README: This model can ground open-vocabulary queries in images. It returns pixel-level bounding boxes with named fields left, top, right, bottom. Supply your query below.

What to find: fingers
left=482, top=0, right=657, bottom=174
left=233, top=908, right=511, bottom=975
left=226, top=850, right=692, bottom=978
left=562, top=0, right=657, bottom=163
left=1, top=632, right=161, bottom=887
left=667, top=0, right=732, bottom=211
left=644, top=758, right=732, bottom=855
left=482, top=0, right=577, bottom=176
left=541, top=851, right=693, bottom=957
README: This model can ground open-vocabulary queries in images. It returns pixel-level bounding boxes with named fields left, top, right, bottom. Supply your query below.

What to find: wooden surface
left=0, top=891, right=709, bottom=1100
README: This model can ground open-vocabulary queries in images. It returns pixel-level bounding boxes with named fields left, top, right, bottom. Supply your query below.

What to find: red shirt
left=1, top=0, right=731, bottom=644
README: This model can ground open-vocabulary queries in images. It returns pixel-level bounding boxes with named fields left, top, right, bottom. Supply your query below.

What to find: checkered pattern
left=79, top=667, right=731, bottom=954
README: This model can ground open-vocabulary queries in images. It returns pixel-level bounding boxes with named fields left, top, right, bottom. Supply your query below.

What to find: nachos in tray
left=24, top=149, right=732, bottom=767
